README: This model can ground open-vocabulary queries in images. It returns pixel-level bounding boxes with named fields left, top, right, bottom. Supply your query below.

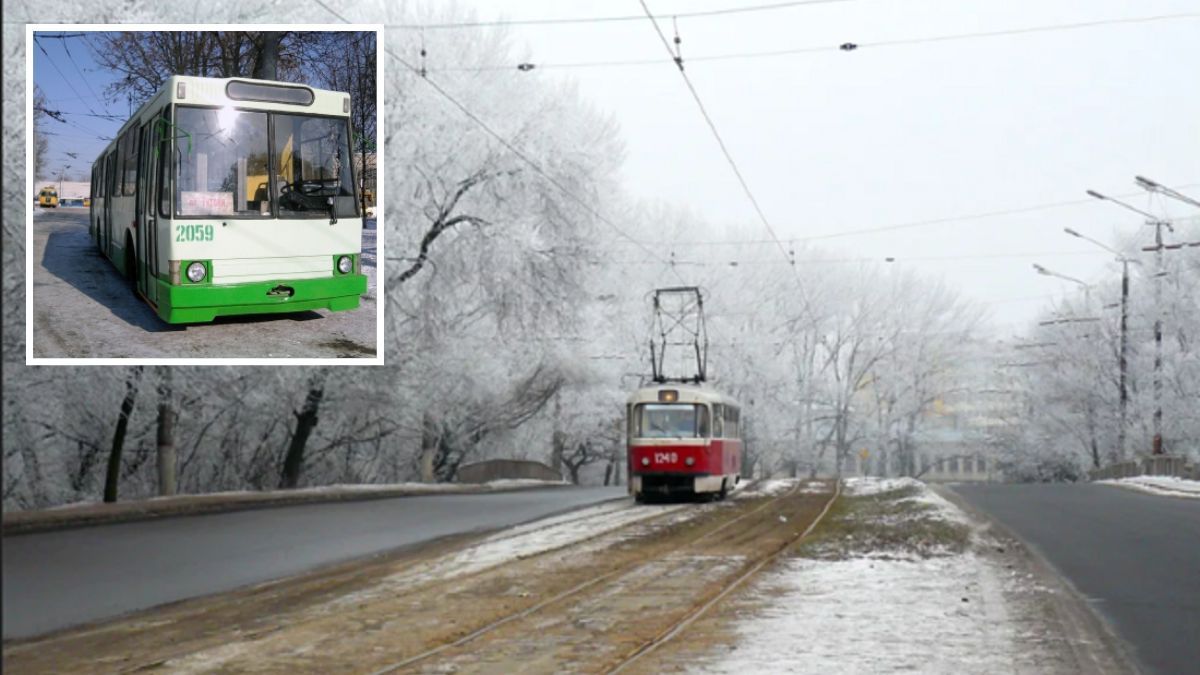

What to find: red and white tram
left=627, top=385, right=743, bottom=502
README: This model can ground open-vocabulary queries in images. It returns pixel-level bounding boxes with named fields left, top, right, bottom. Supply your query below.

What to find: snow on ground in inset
left=1099, top=475, right=1200, bottom=499
left=692, top=477, right=1039, bottom=674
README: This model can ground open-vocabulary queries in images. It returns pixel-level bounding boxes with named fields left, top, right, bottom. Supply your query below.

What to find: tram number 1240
left=653, top=452, right=678, bottom=464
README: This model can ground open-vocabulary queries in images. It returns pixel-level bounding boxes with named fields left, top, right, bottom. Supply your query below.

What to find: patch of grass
left=795, top=485, right=970, bottom=560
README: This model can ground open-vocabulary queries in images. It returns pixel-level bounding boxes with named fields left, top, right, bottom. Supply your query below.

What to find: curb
left=2, top=483, right=571, bottom=537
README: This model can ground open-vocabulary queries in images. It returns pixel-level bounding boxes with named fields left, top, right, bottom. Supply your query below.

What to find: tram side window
left=712, top=404, right=725, bottom=438
left=626, top=404, right=635, bottom=442
left=174, top=107, right=270, bottom=217
left=725, top=407, right=740, bottom=439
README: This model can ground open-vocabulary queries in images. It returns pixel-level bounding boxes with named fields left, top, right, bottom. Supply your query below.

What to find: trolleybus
left=89, top=75, right=368, bottom=323
left=627, top=385, right=743, bottom=502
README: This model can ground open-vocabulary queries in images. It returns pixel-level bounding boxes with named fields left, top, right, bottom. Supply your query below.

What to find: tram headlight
left=186, top=261, right=207, bottom=283
left=685, top=457, right=695, bottom=467
left=337, top=255, right=353, bottom=275
left=641, top=457, right=650, bottom=466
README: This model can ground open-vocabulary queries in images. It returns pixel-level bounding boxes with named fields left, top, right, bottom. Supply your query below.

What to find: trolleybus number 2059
left=89, top=75, right=368, bottom=324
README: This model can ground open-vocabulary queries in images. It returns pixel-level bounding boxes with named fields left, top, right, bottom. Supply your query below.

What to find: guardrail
left=1089, top=455, right=1199, bottom=481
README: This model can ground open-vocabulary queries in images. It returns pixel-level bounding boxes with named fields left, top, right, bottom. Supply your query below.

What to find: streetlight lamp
left=1032, top=263, right=1090, bottom=288
left=1088, top=188, right=1169, bottom=455
left=1135, top=176, right=1200, bottom=209
left=1062, top=227, right=1134, bottom=461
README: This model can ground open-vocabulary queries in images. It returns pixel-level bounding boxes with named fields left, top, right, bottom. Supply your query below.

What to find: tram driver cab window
left=638, top=404, right=708, bottom=439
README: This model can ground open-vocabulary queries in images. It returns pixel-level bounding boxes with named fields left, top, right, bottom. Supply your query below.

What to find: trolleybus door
left=136, top=113, right=163, bottom=304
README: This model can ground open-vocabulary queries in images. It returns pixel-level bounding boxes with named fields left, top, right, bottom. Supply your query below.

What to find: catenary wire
left=389, top=0, right=864, bottom=30
left=424, top=12, right=1200, bottom=72
left=312, top=0, right=687, bottom=285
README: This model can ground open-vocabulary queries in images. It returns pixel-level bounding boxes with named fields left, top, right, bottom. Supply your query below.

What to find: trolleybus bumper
left=155, top=274, right=367, bottom=324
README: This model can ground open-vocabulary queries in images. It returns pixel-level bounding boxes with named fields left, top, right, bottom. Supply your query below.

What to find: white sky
left=407, top=0, right=1200, bottom=334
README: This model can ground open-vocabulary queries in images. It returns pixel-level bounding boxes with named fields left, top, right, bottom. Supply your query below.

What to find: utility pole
left=1150, top=218, right=1165, bottom=455
left=1117, top=258, right=1129, bottom=461
left=1133, top=176, right=1200, bottom=454
left=1086, top=189, right=1175, bottom=456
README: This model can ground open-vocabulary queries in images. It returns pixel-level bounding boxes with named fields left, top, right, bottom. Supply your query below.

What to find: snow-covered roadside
left=1098, top=475, right=1200, bottom=499
left=690, top=477, right=1065, bottom=674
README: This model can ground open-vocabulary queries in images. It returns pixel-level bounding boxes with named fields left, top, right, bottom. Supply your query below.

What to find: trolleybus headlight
left=641, top=457, right=650, bottom=466
left=186, top=262, right=207, bottom=283
left=337, top=255, right=353, bottom=274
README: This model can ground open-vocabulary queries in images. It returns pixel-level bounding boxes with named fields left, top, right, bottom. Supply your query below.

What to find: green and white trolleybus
left=90, top=75, right=368, bottom=323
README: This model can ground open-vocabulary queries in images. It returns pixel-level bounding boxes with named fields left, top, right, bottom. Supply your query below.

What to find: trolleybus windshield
left=635, top=403, right=711, bottom=439
left=173, top=107, right=357, bottom=219
left=175, top=107, right=270, bottom=217
left=273, top=114, right=356, bottom=218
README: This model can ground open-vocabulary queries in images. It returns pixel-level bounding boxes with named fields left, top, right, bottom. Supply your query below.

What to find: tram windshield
left=635, top=403, right=710, bottom=439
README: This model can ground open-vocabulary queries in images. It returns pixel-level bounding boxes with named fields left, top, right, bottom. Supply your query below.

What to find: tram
left=89, top=75, right=367, bottom=323
left=37, top=186, right=58, bottom=208
left=627, top=384, right=743, bottom=502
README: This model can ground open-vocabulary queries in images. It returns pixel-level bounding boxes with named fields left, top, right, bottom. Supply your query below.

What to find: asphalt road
left=1, top=486, right=625, bottom=640
left=951, top=483, right=1200, bottom=675
left=30, top=208, right=377, bottom=358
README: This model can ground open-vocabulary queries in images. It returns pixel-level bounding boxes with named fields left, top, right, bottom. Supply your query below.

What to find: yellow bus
left=37, top=186, right=58, bottom=208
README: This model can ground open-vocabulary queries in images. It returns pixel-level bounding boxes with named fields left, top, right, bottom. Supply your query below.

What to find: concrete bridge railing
left=1089, top=455, right=1198, bottom=481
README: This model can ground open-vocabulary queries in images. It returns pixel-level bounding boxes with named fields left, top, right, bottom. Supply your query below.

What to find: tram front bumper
left=155, top=274, right=367, bottom=324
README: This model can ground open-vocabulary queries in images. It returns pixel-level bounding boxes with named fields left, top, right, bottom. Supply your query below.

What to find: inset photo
left=26, top=26, right=382, bottom=363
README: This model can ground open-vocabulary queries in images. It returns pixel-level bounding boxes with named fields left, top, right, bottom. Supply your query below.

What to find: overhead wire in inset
left=33, top=37, right=107, bottom=120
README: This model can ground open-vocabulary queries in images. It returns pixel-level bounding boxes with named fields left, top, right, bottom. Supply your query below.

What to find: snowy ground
left=1097, top=475, right=1200, bottom=499
left=686, top=477, right=1082, bottom=674
left=29, top=209, right=378, bottom=359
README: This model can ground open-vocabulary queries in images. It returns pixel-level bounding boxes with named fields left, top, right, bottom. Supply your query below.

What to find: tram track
left=367, top=480, right=788, bottom=674
left=365, top=480, right=835, bottom=675
left=606, top=479, right=841, bottom=674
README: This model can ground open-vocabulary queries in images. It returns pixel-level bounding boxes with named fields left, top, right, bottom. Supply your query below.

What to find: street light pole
left=1032, top=263, right=1103, bottom=468
left=1062, top=227, right=1131, bottom=462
